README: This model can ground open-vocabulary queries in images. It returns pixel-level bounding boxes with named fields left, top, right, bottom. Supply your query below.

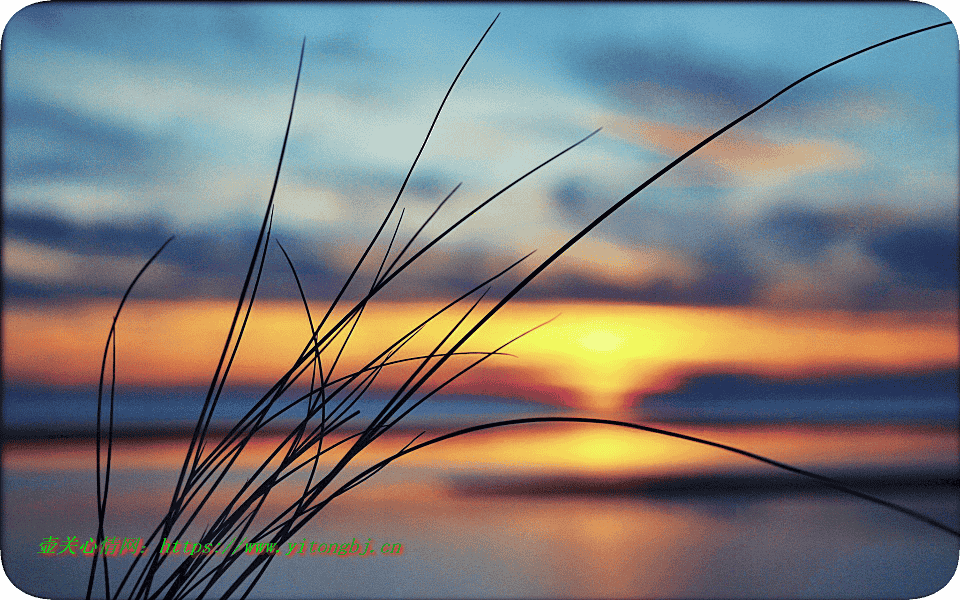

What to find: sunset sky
left=3, top=3, right=958, bottom=413
left=3, top=7, right=959, bottom=599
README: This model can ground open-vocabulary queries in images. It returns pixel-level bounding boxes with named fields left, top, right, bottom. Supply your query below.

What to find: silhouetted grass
left=85, top=14, right=957, bottom=600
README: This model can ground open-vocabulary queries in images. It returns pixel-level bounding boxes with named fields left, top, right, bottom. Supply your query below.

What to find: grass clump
left=85, top=14, right=957, bottom=600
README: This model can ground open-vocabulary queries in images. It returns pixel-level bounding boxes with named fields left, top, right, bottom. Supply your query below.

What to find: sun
left=581, top=329, right=623, bottom=353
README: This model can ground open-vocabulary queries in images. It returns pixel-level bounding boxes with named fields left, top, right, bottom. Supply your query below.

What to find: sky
left=3, top=2, right=957, bottom=308
left=2, top=3, right=958, bottom=410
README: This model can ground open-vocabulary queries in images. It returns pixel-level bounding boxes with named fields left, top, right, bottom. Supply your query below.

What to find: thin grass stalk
left=87, top=236, right=175, bottom=600
left=340, top=417, right=960, bottom=537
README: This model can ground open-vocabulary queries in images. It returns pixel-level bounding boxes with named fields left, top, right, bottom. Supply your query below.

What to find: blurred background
left=3, top=3, right=958, bottom=598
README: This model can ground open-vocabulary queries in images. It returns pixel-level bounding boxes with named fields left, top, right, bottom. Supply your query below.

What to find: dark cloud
left=519, top=272, right=679, bottom=303
left=213, top=7, right=271, bottom=54
left=10, top=4, right=194, bottom=63
left=867, top=225, right=958, bottom=290
left=1, top=208, right=729, bottom=306
left=759, top=207, right=846, bottom=260
left=517, top=239, right=762, bottom=307
left=567, top=38, right=780, bottom=110
left=564, top=36, right=845, bottom=126
left=2, top=210, right=342, bottom=302
left=2, top=209, right=540, bottom=305
left=5, top=281, right=100, bottom=302
left=5, top=97, right=168, bottom=183
left=639, top=368, right=959, bottom=423
left=689, top=241, right=761, bottom=306
left=552, top=179, right=595, bottom=221
left=4, top=210, right=172, bottom=257
left=4, top=207, right=952, bottom=310
left=656, top=368, right=958, bottom=401
left=3, top=211, right=79, bottom=246
left=747, top=206, right=958, bottom=309
left=8, top=3, right=304, bottom=88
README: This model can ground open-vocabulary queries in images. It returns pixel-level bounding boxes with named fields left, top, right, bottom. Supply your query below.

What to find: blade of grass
left=337, top=417, right=960, bottom=537
left=87, top=236, right=174, bottom=600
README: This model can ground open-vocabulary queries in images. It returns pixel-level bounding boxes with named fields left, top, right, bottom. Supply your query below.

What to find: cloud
left=563, top=35, right=849, bottom=129
left=567, top=38, right=783, bottom=113
left=867, top=225, right=959, bottom=291
left=0, top=208, right=707, bottom=306
left=5, top=200, right=955, bottom=312
left=11, top=3, right=82, bottom=43
left=641, top=367, right=958, bottom=422
left=551, top=178, right=608, bottom=224
left=747, top=205, right=958, bottom=310
left=600, top=113, right=862, bottom=184
left=2, top=238, right=181, bottom=299
left=4, top=97, right=168, bottom=183
left=759, top=206, right=847, bottom=260
left=689, top=241, right=762, bottom=306
left=3, top=211, right=272, bottom=300
left=756, top=243, right=885, bottom=310
left=4, top=210, right=171, bottom=255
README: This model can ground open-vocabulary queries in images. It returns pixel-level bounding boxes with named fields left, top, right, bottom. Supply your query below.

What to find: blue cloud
left=552, top=178, right=597, bottom=221
left=5, top=97, right=167, bottom=183
left=760, top=207, right=845, bottom=260
left=868, top=225, right=959, bottom=291
left=563, top=36, right=836, bottom=121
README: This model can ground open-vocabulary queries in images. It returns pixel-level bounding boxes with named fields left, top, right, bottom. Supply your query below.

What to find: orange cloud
left=600, top=113, right=862, bottom=182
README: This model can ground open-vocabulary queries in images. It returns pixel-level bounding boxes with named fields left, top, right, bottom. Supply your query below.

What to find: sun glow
left=581, top=329, right=623, bottom=353
left=4, top=300, right=957, bottom=412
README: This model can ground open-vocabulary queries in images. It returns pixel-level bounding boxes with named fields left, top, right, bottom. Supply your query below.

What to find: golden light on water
left=555, top=428, right=681, bottom=473
left=7, top=423, right=954, bottom=479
